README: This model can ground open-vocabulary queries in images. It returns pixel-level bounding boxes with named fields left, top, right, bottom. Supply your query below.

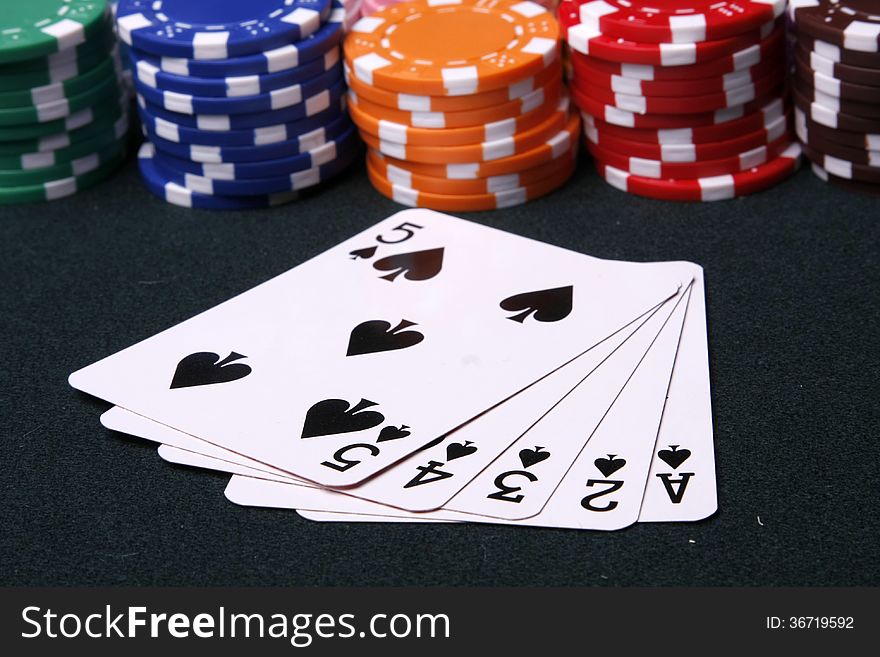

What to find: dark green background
left=2, top=151, right=878, bottom=586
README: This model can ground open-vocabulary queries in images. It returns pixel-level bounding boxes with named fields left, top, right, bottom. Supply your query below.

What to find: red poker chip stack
left=789, top=1, right=880, bottom=197
left=558, top=0, right=802, bottom=201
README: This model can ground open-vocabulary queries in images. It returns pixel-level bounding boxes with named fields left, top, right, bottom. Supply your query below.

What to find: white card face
left=157, top=444, right=294, bottom=484
left=638, top=273, right=716, bottom=522
left=442, top=284, right=684, bottom=521
left=150, top=286, right=675, bottom=516
left=222, top=282, right=691, bottom=531
left=101, top=407, right=303, bottom=483
left=301, top=273, right=717, bottom=525
left=70, top=209, right=686, bottom=488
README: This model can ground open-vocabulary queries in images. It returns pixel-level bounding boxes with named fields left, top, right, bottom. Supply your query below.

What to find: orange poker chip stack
left=343, top=0, right=578, bottom=211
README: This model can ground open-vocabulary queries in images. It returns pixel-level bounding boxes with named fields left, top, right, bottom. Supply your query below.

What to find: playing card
left=154, top=284, right=678, bottom=518
left=222, top=280, right=693, bottom=530
left=70, top=209, right=687, bottom=489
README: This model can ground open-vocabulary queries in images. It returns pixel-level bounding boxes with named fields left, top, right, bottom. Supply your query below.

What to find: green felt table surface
left=1, top=149, right=878, bottom=586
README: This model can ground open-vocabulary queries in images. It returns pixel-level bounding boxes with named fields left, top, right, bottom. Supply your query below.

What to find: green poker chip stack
left=0, top=0, right=130, bottom=204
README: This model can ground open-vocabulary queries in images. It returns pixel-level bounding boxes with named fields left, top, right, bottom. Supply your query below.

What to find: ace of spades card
left=70, top=210, right=693, bottom=490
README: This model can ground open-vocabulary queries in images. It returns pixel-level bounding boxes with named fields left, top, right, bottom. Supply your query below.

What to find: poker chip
left=794, top=55, right=880, bottom=104
left=0, top=147, right=125, bottom=204
left=130, top=46, right=341, bottom=99
left=0, top=1, right=128, bottom=203
left=573, top=68, right=784, bottom=115
left=0, top=112, right=129, bottom=169
left=801, top=142, right=880, bottom=184
left=142, top=107, right=350, bottom=162
left=563, top=2, right=794, bottom=200
left=366, top=148, right=575, bottom=211
left=595, top=142, right=802, bottom=202
left=124, top=0, right=357, bottom=209
left=137, top=78, right=348, bottom=131
left=115, top=0, right=333, bottom=60
left=571, top=1, right=786, bottom=45
left=133, top=63, right=343, bottom=115
left=360, top=94, right=570, bottom=164
left=0, top=52, right=120, bottom=109
left=810, top=161, right=880, bottom=196
left=796, top=77, right=880, bottom=120
left=570, top=26, right=785, bottom=83
left=372, top=111, right=580, bottom=180
left=798, top=34, right=880, bottom=70
left=571, top=54, right=782, bottom=98
left=152, top=123, right=359, bottom=179
left=345, top=0, right=560, bottom=95
left=584, top=112, right=790, bottom=163
left=0, top=37, right=116, bottom=92
left=586, top=132, right=795, bottom=180
left=797, top=44, right=880, bottom=87
left=795, top=106, right=880, bottom=151
left=788, top=0, right=880, bottom=53
left=0, top=1, right=111, bottom=64
left=367, top=146, right=577, bottom=196
left=789, top=2, right=880, bottom=195
left=344, top=62, right=561, bottom=113
left=559, top=0, right=779, bottom=66
left=132, top=15, right=345, bottom=78
left=348, top=83, right=562, bottom=141
left=581, top=98, right=788, bottom=145
left=573, top=87, right=784, bottom=129
left=0, top=135, right=125, bottom=186
left=138, top=141, right=335, bottom=210
left=345, top=0, right=571, bottom=210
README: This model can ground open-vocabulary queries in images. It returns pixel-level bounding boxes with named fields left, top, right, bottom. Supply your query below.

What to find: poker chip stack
left=788, top=1, right=880, bottom=197
left=558, top=0, right=803, bottom=202
left=0, top=1, right=129, bottom=205
left=345, top=0, right=578, bottom=212
left=117, top=0, right=359, bottom=210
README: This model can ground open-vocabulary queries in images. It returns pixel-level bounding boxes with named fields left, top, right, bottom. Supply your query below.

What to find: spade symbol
left=519, top=446, right=550, bottom=469
left=373, top=248, right=444, bottom=282
left=301, top=398, right=385, bottom=439
left=446, top=440, right=477, bottom=461
left=594, top=454, right=626, bottom=477
left=377, top=425, right=411, bottom=443
left=170, top=351, right=251, bottom=389
left=347, top=319, right=425, bottom=356
left=500, top=286, right=573, bottom=323
left=350, top=246, right=377, bottom=260
left=658, top=445, right=691, bottom=470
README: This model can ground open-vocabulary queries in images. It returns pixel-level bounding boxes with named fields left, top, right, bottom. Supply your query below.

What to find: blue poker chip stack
left=115, top=0, right=359, bottom=209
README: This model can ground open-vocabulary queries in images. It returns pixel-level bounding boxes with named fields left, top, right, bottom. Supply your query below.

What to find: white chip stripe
left=116, top=13, right=153, bottom=47
left=192, top=32, right=230, bottom=60
left=265, top=45, right=301, bottom=73
left=281, top=8, right=322, bottom=36
left=386, top=163, right=413, bottom=187
left=255, top=124, right=291, bottom=146
left=659, top=43, right=698, bottom=67
left=822, top=154, right=854, bottom=180
left=45, top=176, right=78, bottom=200
left=668, top=15, right=707, bottom=44
left=227, top=75, right=261, bottom=97
left=136, top=59, right=160, bottom=88
left=41, top=18, right=86, bottom=51
left=36, top=98, right=71, bottom=123
left=698, top=175, right=737, bottom=201
left=844, top=22, right=880, bottom=53
left=391, top=184, right=419, bottom=207
left=353, top=53, right=391, bottom=85
left=441, top=67, right=479, bottom=96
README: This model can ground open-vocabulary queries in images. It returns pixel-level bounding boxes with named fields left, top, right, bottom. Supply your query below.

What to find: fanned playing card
left=71, top=209, right=689, bottom=489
